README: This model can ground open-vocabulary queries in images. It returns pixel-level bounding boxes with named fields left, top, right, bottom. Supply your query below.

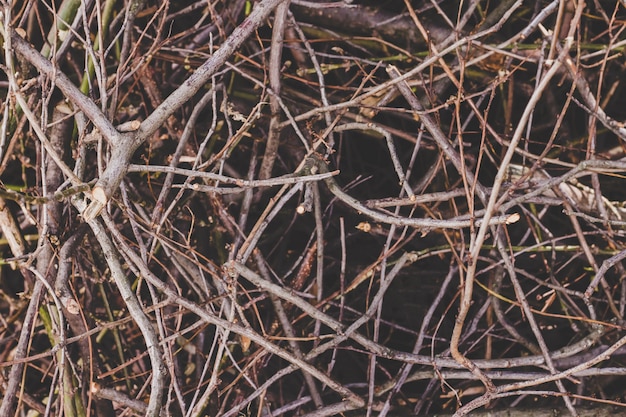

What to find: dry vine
left=1, top=1, right=626, bottom=416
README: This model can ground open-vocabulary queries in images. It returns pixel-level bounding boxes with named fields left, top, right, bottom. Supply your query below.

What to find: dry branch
left=2, top=1, right=626, bottom=416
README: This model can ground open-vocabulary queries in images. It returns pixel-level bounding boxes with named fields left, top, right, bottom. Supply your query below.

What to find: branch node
left=82, top=187, right=107, bottom=221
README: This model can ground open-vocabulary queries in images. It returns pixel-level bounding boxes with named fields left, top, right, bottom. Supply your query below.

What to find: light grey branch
left=83, top=0, right=289, bottom=219
left=127, top=163, right=339, bottom=187
left=314, top=155, right=519, bottom=230
left=80, top=211, right=166, bottom=417
left=9, top=29, right=123, bottom=145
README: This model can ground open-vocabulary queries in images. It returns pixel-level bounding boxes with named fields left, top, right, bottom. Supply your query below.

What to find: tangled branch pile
left=1, top=0, right=626, bottom=416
